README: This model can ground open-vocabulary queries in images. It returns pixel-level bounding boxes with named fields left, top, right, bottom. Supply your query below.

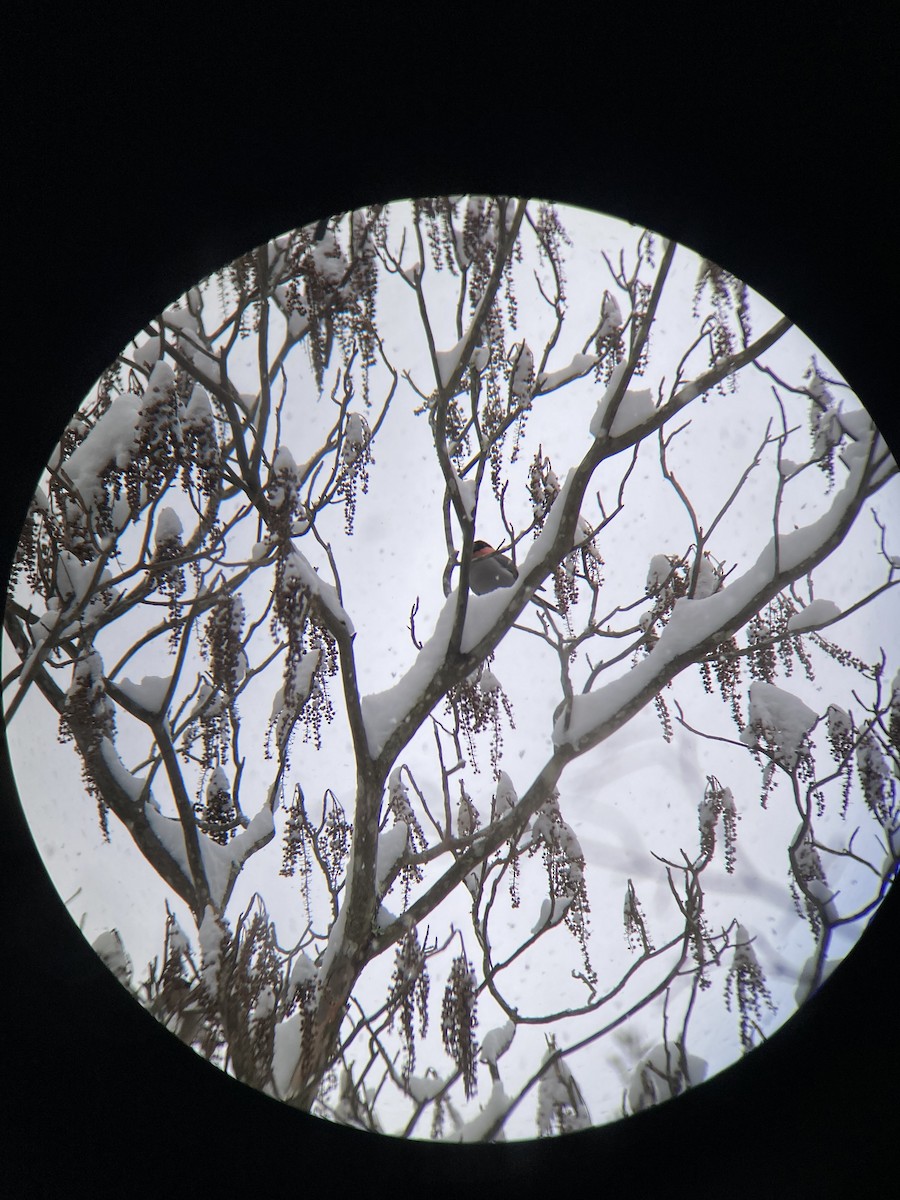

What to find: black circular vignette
left=4, top=15, right=897, bottom=1199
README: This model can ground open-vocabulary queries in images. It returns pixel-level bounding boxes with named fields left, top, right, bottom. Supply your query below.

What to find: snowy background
left=4, top=198, right=898, bottom=1139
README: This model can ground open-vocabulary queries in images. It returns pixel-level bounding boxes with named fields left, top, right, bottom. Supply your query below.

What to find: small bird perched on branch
left=468, top=539, right=562, bottom=615
left=468, top=540, right=519, bottom=594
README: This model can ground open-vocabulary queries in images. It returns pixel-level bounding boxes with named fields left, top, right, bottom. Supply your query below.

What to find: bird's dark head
left=472, top=539, right=494, bottom=556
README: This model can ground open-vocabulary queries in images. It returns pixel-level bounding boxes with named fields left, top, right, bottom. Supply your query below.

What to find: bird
left=468, top=540, right=519, bottom=594
left=468, top=539, right=563, bottom=614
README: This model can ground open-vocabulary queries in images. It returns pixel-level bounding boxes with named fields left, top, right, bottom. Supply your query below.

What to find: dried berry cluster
left=692, top=258, right=751, bottom=391
left=593, top=289, right=625, bottom=384
left=57, top=649, right=116, bottom=838
left=527, top=447, right=560, bottom=530
left=440, top=953, right=479, bottom=1099
left=806, top=361, right=845, bottom=490
left=789, top=833, right=830, bottom=938
left=387, top=928, right=430, bottom=1084
left=194, top=766, right=237, bottom=846
left=150, top=510, right=187, bottom=648
left=623, top=878, right=654, bottom=955
left=269, top=558, right=338, bottom=756
left=202, top=594, right=246, bottom=703
left=855, top=729, right=896, bottom=828
left=698, top=775, right=739, bottom=874
left=412, top=197, right=545, bottom=502
left=724, top=929, right=776, bottom=1053
left=530, top=796, right=596, bottom=986
left=337, top=409, right=373, bottom=536
left=445, top=660, right=516, bottom=776
left=281, top=212, right=382, bottom=396
left=280, top=787, right=352, bottom=922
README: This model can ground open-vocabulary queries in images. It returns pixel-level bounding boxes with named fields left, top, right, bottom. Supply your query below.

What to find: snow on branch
left=555, top=438, right=887, bottom=754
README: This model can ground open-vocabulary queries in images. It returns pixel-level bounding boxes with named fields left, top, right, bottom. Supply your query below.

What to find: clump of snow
left=362, top=594, right=457, bottom=757
left=144, top=801, right=189, bottom=873
left=457, top=795, right=477, bottom=839
left=455, top=1081, right=510, bottom=1143
left=836, top=408, right=872, bottom=440
left=510, top=341, right=534, bottom=400
left=281, top=550, right=354, bottom=634
left=646, top=553, right=674, bottom=593
left=376, top=821, right=409, bottom=894
left=627, top=1043, right=707, bottom=1112
left=596, top=290, right=622, bottom=341
left=480, top=1021, right=515, bottom=1065
left=536, top=1051, right=590, bottom=1136
left=342, top=413, right=370, bottom=466
left=732, top=924, right=761, bottom=970
left=230, top=803, right=276, bottom=867
left=436, top=338, right=467, bottom=388
left=168, top=305, right=216, bottom=367
left=451, top=466, right=477, bottom=518
left=55, top=551, right=113, bottom=607
left=199, top=906, right=226, bottom=996
left=408, top=1073, right=445, bottom=1104
left=99, top=737, right=148, bottom=803
left=206, top=765, right=230, bottom=800
left=117, top=674, right=172, bottom=713
left=809, top=399, right=844, bottom=462
left=532, top=895, right=573, bottom=934
left=776, top=437, right=873, bottom=574
left=826, top=703, right=852, bottom=741
left=493, top=771, right=517, bottom=817
left=471, top=343, right=490, bottom=373
left=537, top=352, right=599, bottom=394
left=31, top=605, right=61, bottom=643
left=434, top=295, right=494, bottom=390
left=316, top=905, right=349, bottom=984
left=479, top=669, right=499, bottom=694
left=183, top=382, right=214, bottom=429
left=374, top=903, right=397, bottom=933
left=197, top=836, right=235, bottom=908
left=786, top=598, right=841, bottom=632
left=62, top=393, right=143, bottom=508
left=741, top=681, right=818, bottom=770
left=272, top=444, right=299, bottom=477
left=154, top=506, right=183, bottom=549
left=794, top=953, right=840, bottom=1006
left=289, top=951, right=317, bottom=990
left=270, top=648, right=320, bottom=749
left=693, top=553, right=723, bottom=598
left=590, top=365, right=655, bottom=439
left=144, top=360, right=178, bottom=404
left=805, top=878, right=838, bottom=920
left=610, top=388, right=654, bottom=436
left=92, top=929, right=133, bottom=988
left=250, top=984, right=277, bottom=1024
left=271, top=1012, right=304, bottom=1099
left=130, top=337, right=162, bottom=371
left=167, top=916, right=191, bottom=956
